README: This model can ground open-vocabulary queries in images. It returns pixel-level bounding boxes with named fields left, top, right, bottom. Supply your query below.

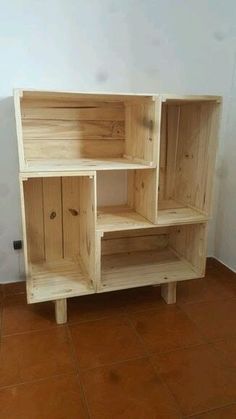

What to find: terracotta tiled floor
left=0, top=258, right=236, bottom=418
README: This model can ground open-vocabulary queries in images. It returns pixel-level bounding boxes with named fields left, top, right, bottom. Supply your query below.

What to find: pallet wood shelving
left=15, top=90, right=221, bottom=323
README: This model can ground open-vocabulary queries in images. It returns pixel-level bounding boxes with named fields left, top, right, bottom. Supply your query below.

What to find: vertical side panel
left=43, top=177, right=63, bottom=260
left=125, top=99, right=160, bottom=166
left=159, top=103, right=167, bottom=202
left=62, top=177, right=80, bottom=258
left=24, top=178, right=45, bottom=263
left=14, top=90, right=25, bottom=171
left=134, top=169, right=158, bottom=224
left=170, top=223, right=207, bottom=276
left=79, top=176, right=96, bottom=283
left=165, top=105, right=180, bottom=201
left=19, top=179, right=30, bottom=279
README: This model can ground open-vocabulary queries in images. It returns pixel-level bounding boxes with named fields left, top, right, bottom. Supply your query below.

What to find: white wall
left=0, top=0, right=236, bottom=282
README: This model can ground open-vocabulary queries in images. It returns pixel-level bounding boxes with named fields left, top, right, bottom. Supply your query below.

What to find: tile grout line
left=123, top=310, right=184, bottom=418
left=66, top=324, right=92, bottom=419
left=0, top=371, right=78, bottom=392
left=183, top=400, right=236, bottom=418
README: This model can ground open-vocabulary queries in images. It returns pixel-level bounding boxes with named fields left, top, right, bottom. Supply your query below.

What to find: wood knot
left=50, top=211, right=56, bottom=220
left=68, top=208, right=79, bottom=216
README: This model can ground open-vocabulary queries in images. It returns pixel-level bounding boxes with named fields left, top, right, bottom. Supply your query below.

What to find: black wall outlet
left=13, top=240, right=22, bottom=250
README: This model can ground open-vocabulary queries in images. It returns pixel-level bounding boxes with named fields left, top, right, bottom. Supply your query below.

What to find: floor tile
left=177, top=275, right=233, bottom=305
left=0, top=374, right=88, bottom=419
left=122, top=286, right=164, bottom=313
left=82, top=357, right=181, bottom=419
left=191, top=404, right=236, bottom=418
left=2, top=294, right=56, bottom=335
left=69, top=315, right=146, bottom=369
left=129, top=305, right=204, bottom=354
left=213, top=336, right=236, bottom=368
left=3, top=281, right=26, bottom=297
left=153, top=344, right=236, bottom=416
left=0, top=327, right=75, bottom=387
left=182, top=298, right=236, bottom=341
left=68, top=292, right=125, bottom=324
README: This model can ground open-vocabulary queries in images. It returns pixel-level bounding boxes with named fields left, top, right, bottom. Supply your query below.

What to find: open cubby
left=158, top=98, right=220, bottom=225
left=15, top=90, right=159, bottom=171
left=98, top=223, right=206, bottom=292
left=96, top=169, right=158, bottom=231
left=21, top=173, right=96, bottom=303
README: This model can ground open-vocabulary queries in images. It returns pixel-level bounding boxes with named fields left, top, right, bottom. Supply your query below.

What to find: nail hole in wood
left=50, top=211, right=56, bottom=220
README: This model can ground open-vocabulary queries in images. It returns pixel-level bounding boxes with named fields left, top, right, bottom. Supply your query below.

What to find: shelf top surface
left=97, top=204, right=208, bottom=233
left=23, top=158, right=154, bottom=172
left=15, top=88, right=222, bottom=103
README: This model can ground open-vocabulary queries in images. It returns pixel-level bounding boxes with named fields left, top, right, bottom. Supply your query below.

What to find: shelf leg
left=55, top=298, right=67, bottom=324
left=161, top=282, right=177, bottom=304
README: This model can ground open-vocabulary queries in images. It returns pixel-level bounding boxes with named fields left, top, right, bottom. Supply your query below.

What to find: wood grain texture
left=42, top=178, right=63, bottom=260
left=24, top=178, right=44, bottom=262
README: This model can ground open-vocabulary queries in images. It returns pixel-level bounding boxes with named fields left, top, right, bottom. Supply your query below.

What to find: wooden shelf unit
left=15, top=90, right=221, bottom=323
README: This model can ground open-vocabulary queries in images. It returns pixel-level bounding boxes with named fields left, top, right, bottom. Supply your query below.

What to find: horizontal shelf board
left=97, top=206, right=154, bottom=232
left=28, top=259, right=94, bottom=303
left=101, top=249, right=200, bottom=292
left=158, top=204, right=208, bottom=226
left=24, top=157, right=154, bottom=172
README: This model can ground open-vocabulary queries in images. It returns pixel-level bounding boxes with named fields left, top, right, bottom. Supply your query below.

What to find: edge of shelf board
left=27, top=259, right=94, bottom=303
left=23, top=158, right=155, bottom=172
left=157, top=206, right=209, bottom=226
left=96, top=207, right=154, bottom=232
left=100, top=249, right=202, bottom=293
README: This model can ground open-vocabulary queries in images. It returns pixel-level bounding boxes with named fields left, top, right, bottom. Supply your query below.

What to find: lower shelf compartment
left=27, top=259, right=94, bottom=303
left=158, top=200, right=208, bottom=226
left=97, top=206, right=154, bottom=232
left=100, top=249, right=200, bottom=292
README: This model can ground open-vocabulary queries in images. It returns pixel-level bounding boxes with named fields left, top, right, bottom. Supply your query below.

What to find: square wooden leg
left=55, top=298, right=67, bottom=324
left=161, top=282, right=177, bottom=304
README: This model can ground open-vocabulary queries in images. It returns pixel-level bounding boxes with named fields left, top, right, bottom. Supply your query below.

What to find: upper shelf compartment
left=158, top=95, right=221, bottom=222
left=15, top=90, right=160, bottom=172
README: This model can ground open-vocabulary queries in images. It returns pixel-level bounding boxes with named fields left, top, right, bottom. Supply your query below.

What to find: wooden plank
left=21, top=90, right=152, bottom=102
left=79, top=176, right=96, bottom=281
left=102, top=234, right=168, bottom=255
left=62, top=177, right=80, bottom=258
left=24, top=139, right=124, bottom=160
left=22, top=120, right=125, bottom=140
left=133, top=169, right=158, bottom=224
left=97, top=207, right=155, bottom=232
left=169, top=223, right=207, bottom=276
left=24, top=178, right=45, bottom=262
left=43, top=177, right=63, bottom=260
left=22, top=99, right=125, bottom=109
left=20, top=170, right=96, bottom=179
left=161, top=282, right=177, bottom=304
left=55, top=299, right=67, bottom=324
left=125, top=101, right=157, bottom=165
left=24, top=158, right=152, bottom=172
left=157, top=205, right=208, bottom=226
left=21, top=106, right=125, bottom=121
left=28, top=259, right=93, bottom=303
left=14, top=90, right=25, bottom=171
left=101, top=249, right=199, bottom=292
left=165, top=105, right=180, bottom=200
left=19, top=180, right=30, bottom=278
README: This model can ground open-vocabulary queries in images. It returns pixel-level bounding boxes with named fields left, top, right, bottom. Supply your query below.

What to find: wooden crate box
left=158, top=96, right=220, bottom=225
left=96, top=224, right=207, bottom=294
left=15, top=90, right=160, bottom=172
left=20, top=172, right=96, bottom=310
